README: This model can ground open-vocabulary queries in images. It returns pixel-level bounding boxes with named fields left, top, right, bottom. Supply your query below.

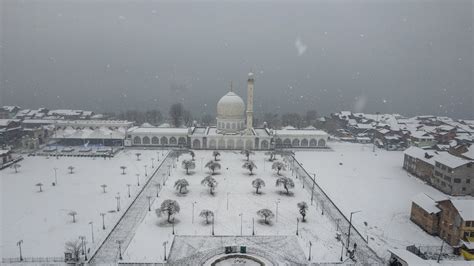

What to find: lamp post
left=172, top=217, right=175, bottom=235
left=116, top=240, right=123, bottom=260
left=100, top=213, right=106, bottom=230
left=239, top=213, right=243, bottom=236
left=115, top=193, right=121, bottom=212
left=310, top=173, right=316, bottom=205
left=168, top=165, right=171, bottom=176
left=17, top=240, right=23, bottom=261
left=157, top=151, right=160, bottom=162
left=340, top=239, right=344, bottom=261
left=151, top=158, right=155, bottom=169
left=79, top=236, right=86, bottom=258
left=296, top=218, right=299, bottom=236
left=308, top=241, right=312, bottom=261
left=144, top=165, right=148, bottom=177
left=212, top=213, right=215, bottom=236
left=252, top=218, right=255, bottom=236
left=53, top=167, right=58, bottom=185
left=89, top=221, right=95, bottom=243
left=347, top=210, right=361, bottom=255
left=275, top=199, right=281, bottom=223
left=163, top=241, right=168, bottom=261
left=147, top=195, right=152, bottom=211
left=136, top=173, right=140, bottom=186
left=127, top=184, right=131, bottom=198
left=192, top=201, right=197, bottom=224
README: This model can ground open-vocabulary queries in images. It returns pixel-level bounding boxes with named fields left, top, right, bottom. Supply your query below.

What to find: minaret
left=246, top=72, right=254, bottom=133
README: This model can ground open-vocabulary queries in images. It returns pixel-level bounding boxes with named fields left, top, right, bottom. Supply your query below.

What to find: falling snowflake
left=295, top=37, right=307, bottom=56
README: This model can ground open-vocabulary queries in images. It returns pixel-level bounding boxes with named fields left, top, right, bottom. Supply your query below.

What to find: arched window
left=261, top=140, right=269, bottom=149
left=142, top=136, right=150, bottom=145
left=226, top=123, right=230, bottom=129
left=193, top=139, right=201, bottom=149
left=292, top=139, right=300, bottom=147
left=276, top=138, right=282, bottom=146
left=169, top=137, right=177, bottom=145
left=218, top=139, right=226, bottom=149
left=152, top=136, right=159, bottom=144
left=161, top=137, right=168, bottom=145
left=178, top=137, right=186, bottom=145
left=318, top=139, right=326, bottom=147
left=245, top=140, right=253, bottom=150
left=209, top=139, right=217, bottom=149
left=283, top=138, right=291, bottom=146
left=227, top=139, right=235, bottom=149
left=133, top=136, right=141, bottom=144
left=232, top=123, right=236, bottom=129
left=309, top=139, right=317, bottom=146
left=301, top=139, right=308, bottom=147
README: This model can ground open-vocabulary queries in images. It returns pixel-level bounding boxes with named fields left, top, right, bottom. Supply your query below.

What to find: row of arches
left=132, top=135, right=187, bottom=146
left=217, top=121, right=245, bottom=131
left=191, top=138, right=270, bottom=150
left=275, top=138, right=326, bottom=147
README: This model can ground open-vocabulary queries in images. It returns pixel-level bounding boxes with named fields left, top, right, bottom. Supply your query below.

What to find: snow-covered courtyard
left=295, top=142, right=449, bottom=259
left=123, top=150, right=343, bottom=263
left=1, top=149, right=168, bottom=259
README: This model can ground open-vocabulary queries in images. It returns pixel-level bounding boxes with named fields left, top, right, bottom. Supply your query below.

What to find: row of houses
left=403, top=145, right=473, bottom=196
left=0, top=106, right=103, bottom=120
left=332, top=112, right=474, bottom=150
left=410, top=194, right=473, bottom=247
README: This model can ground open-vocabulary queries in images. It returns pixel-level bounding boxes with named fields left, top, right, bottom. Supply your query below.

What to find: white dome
left=217, top=91, right=245, bottom=119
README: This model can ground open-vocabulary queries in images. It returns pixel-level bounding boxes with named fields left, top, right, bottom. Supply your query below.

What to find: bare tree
left=257, top=209, right=275, bottom=224
left=272, top=161, right=286, bottom=175
left=241, top=149, right=254, bottom=161
left=169, top=103, right=184, bottom=127
left=68, top=211, right=77, bottom=223
left=181, top=160, right=196, bottom=175
left=199, top=209, right=214, bottom=224
left=201, top=175, right=218, bottom=195
left=68, top=166, right=75, bottom=174
left=212, top=151, right=221, bottom=161
left=205, top=161, right=221, bottom=175
left=275, top=177, right=295, bottom=195
left=120, top=166, right=127, bottom=175
left=65, top=240, right=81, bottom=261
left=135, top=153, right=141, bottom=161
left=251, top=178, right=265, bottom=194
left=100, top=184, right=107, bottom=193
left=36, top=182, right=43, bottom=192
left=174, top=179, right=189, bottom=194
left=156, top=199, right=180, bottom=223
left=11, top=163, right=21, bottom=173
left=242, top=161, right=257, bottom=175
left=297, top=201, right=309, bottom=222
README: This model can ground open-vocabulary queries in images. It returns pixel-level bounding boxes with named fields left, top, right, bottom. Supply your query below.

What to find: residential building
left=432, top=153, right=473, bottom=196
left=437, top=199, right=474, bottom=246
left=410, top=193, right=441, bottom=235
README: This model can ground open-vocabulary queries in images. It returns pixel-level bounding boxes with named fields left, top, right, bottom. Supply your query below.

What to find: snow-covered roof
left=356, top=123, right=374, bottom=129
left=435, top=152, right=472, bottom=169
left=388, top=248, right=430, bottom=265
left=403, top=146, right=439, bottom=165
left=461, top=146, right=474, bottom=160
left=0, top=149, right=11, bottom=156
left=450, top=199, right=474, bottom=221
left=129, top=127, right=188, bottom=135
left=0, top=119, right=21, bottom=126
left=54, top=127, right=126, bottom=140
left=275, top=129, right=328, bottom=137
left=411, top=131, right=434, bottom=139
left=412, top=193, right=441, bottom=214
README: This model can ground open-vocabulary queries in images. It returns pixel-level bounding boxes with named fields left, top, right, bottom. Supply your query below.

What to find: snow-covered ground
left=295, top=142, right=450, bottom=259
left=124, top=151, right=343, bottom=263
left=1, top=149, right=168, bottom=259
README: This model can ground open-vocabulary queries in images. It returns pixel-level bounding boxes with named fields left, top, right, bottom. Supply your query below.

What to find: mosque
left=125, top=73, right=328, bottom=150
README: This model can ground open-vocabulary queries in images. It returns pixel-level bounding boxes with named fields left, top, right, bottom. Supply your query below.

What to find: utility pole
left=89, top=221, right=94, bottom=243
left=151, top=158, right=155, bottom=168
left=347, top=210, right=361, bottom=255
left=144, top=165, right=148, bottom=177
left=136, top=174, right=140, bottom=186
left=308, top=241, right=312, bottom=261
left=212, top=214, right=215, bottom=236
left=252, top=218, right=255, bottom=236
left=17, top=240, right=23, bottom=261
left=127, top=184, right=131, bottom=198
left=296, top=218, right=299, bottom=236
left=116, top=240, right=123, bottom=260
left=147, top=196, right=152, bottom=211
left=100, top=213, right=106, bottom=230
left=163, top=241, right=168, bottom=261
left=115, top=193, right=121, bottom=212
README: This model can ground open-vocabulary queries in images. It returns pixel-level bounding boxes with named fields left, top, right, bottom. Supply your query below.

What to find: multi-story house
left=432, top=153, right=473, bottom=196
left=437, top=199, right=474, bottom=246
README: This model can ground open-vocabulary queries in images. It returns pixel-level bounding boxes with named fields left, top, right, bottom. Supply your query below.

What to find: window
left=467, top=179, right=471, bottom=184
left=441, top=165, right=447, bottom=170
left=436, top=162, right=441, bottom=168
left=435, top=171, right=442, bottom=177
left=441, top=181, right=446, bottom=187
left=466, top=221, right=472, bottom=227
left=444, top=175, right=451, bottom=182
left=454, top=178, right=461, bottom=183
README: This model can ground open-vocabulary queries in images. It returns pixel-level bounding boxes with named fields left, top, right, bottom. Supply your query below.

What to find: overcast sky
left=1, top=0, right=472, bottom=119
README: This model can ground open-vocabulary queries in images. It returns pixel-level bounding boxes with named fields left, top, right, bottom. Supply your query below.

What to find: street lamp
left=296, top=218, right=299, bottom=236
left=212, top=213, right=215, bottom=236
left=17, top=240, right=23, bottom=261
left=100, top=213, right=106, bottom=230
left=79, top=236, right=86, bottom=258
left=53, top=167, right=58, bottom=185
left=252, top=218, right=255, bottom=236
left=308, top=241, right=312, bottom=261
left=310, top=173, right=316, bottom=205
left=163, top=241, right=168, bottom=261
left=347, top=210, right=362, bottom=255
left=192, top=201, right=197, bottom=224
left=115, top=193, right=121, bottom=212
left=151, top=158, right=155, bottom=169
left=136, top=173, right=140, bottom=186
left=239, top=213, right=243, bottom=236
left=168, top=165, right=171, bottom=176
left=144, top=165, right=148, bottom=177
left=89, top=221, right=95, bottom=243
left=116, top=240, right=123, bottom=260
left=172, top=217, right=175, bottom=235
left=147, top=195, right=152, bottom=211
left=275, top=199, right=281, bottom=223
left=127, top=184, right=131, bottom=198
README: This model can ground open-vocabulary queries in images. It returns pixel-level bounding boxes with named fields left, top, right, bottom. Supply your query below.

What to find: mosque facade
left=125, top=73, right=328, bottom=150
